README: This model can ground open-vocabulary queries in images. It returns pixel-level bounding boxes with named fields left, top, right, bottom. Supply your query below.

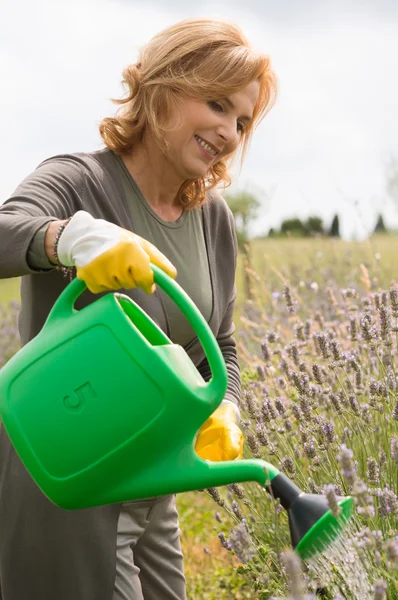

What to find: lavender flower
left=207, top=487, right=226, bottom=508
left=280, top=456, right=296, bottom=477
left=303, top=440, right=317, bottom=459
left=218, top=532, right=230, bottom=550
left=228, top=521, right=256, bottom=563
left=390, top=286, right=398, bottom=317
left=316, top=333, right=331, bottom=359
left=367, top=457, right=380, bottom=485
left=377, top=486, right=398, bottom=518
left=294, top=322, right=306, bottom=342
left=304, top=319, right=312, bottom=338
left=348, top=394, right=360, bottom=416
left=283, top=283, right=296, bottom=313
left=256, top=365, right=266, bottom=381
left=338, top=445, right=356, bottom=485
left=245, top=390, right=260, bottom=420
left=312, top=363, right=324, bottom=385
left=353, top=479, right=374, bottom=517
left=349, top=316, right=358, bottom=341
left=330, top=339, right=344, bottom=363
left=281, top=550, right=306, bottom=599
left=231, top=500, right=245, bottom=521
left=360, top=314, right=378, bottom=344
left=379, top=305, right=392, bottom=345
left=274, top=396, right=286, bottom=415
left=391, top=436, right=398, bottom=465
left=246, top=430, right=262, bottom=458
left=256, top=423, right=269, bottom=446
left=329, top=392, right=342, bottom=413
left=292, top=372, right=310, bottom=395
left=385, top=537, right=398, bottom=567
left=322, top=420, right=336, bottom=445
left=373, top=579, right=387, bottom=600
left=261, top=339, right=271, bottom=362
left=324, top=483, right=341, bottom=517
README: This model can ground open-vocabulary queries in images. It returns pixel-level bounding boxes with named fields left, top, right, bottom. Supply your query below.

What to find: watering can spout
left=102, top=455, right=353, bottom=561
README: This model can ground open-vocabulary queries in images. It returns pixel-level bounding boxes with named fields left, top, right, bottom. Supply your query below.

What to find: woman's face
left=163, top=80, right=260, bottom=180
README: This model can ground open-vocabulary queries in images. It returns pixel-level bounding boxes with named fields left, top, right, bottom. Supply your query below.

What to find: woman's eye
left=209, top=101, right=245, bottom=133
left=209, top=102, right=223, bottom=111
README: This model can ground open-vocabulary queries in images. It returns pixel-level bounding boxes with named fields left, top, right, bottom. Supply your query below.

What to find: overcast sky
left=1, top=0, right=398, bottom=239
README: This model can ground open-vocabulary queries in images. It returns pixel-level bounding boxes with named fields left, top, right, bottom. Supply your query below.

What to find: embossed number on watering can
left=63, top=382, right=97, bottom=411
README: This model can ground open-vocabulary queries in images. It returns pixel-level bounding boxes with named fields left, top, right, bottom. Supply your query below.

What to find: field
left=1, top=234, right=398, bottom=599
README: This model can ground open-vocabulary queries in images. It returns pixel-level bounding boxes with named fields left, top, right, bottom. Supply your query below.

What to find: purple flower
left=228, top=521, right=256, bottom=563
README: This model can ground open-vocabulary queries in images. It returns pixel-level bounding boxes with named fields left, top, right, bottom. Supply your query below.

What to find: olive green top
left=27, top=157, right=212, bottom=348
left=114, top=155, right=212, bottom=347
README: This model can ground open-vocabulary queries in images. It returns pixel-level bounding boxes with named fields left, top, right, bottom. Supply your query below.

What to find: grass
left=0, top=277, right=20, bottom=304
left=177, top=492, right=253, bottom=599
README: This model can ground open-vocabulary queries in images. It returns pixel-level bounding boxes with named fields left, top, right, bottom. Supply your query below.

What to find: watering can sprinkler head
left=269, top=473, right=353, bottom=560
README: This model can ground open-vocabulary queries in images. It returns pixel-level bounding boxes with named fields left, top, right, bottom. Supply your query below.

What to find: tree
left=280, top=218, right=306, bottom=237
left=304, top=216, right=324, bottom=236
left=374, top=214, right=387, bottom=234
left=225, top=191, right=260, bottom=252
left=225, top=191, right=261, bottom=299
left=329, top=214, right=340, bottom=238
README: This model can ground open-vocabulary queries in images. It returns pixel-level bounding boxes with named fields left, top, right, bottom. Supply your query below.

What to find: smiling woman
left=0, top=16, right=277, bottom=600
left=99, top=18, right=277, bottom=212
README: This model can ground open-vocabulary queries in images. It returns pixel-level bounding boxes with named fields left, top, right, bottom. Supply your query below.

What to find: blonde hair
left=99, top=18, right=277, bottom=208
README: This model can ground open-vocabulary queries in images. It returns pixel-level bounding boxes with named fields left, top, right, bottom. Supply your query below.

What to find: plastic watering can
left=0, top=264, right=353, bottom=559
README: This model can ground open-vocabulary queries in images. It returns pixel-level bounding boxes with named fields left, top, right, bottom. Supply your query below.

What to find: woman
left=0, top=17, right=277, bottom=600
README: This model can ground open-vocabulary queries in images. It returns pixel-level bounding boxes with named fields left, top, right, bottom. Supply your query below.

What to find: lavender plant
left=207, top=255, right=398, bottom=599
left=0, top=300, right=20, bottom=369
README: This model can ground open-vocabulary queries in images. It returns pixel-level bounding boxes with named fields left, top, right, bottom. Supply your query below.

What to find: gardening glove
left=195, top=402, right=244, bottom=462
left=57, top=211, right=177, bottom=294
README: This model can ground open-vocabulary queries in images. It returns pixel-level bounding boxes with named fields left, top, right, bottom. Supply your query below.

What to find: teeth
left=195, top=135, right=217, bottom=156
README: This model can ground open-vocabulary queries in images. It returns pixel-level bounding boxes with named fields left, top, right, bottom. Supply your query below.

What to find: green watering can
left=0, top=264, right=352, bottom=559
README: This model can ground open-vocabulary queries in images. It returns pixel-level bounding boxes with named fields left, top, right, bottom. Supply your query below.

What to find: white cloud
left=1, top=0, right=398, bottom=239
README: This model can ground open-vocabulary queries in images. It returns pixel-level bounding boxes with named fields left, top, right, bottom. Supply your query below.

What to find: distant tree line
left=267, top=213, right=388, bottom=238
left=225, top=188, right=389, bottom=299
left=268, top=215, right=341, bottom=238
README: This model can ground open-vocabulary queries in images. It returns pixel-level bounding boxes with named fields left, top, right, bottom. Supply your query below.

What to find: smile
left=194, top=135, right=218, bottom=157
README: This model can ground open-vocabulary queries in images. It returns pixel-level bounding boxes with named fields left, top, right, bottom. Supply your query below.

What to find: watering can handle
left=46, top=263, right=228, bottom=402
left=150, top=263, right=228, bottom=400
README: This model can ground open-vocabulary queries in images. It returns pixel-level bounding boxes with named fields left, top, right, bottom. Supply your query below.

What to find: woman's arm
left=0, top=158, right=85, bottom=278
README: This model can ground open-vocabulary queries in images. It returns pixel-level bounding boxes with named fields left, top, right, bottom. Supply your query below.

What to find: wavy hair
left=99, top=18, right=277, bottom=208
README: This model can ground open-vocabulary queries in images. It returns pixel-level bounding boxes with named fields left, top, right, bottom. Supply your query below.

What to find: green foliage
left=225, top=191, right=260, bottom=252
left=211, top=236, right=398, bottom=598
left=305, top=216, right=324, bottom=235
left=329, top=214, right=340, bottom=237
left=276, top=216, right=325, bottom=238
left=280, top=217, right=307, bottom=237
left=374, top=213, right=387, bottom=234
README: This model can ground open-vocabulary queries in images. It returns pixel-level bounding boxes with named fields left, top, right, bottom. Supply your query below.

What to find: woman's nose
left=217, top=120, right=240, bottom=149
left=218, top=124, right=239, bottom=146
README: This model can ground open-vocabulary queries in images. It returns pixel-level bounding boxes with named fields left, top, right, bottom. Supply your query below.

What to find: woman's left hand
left=195, top=403, right=244, bottom=461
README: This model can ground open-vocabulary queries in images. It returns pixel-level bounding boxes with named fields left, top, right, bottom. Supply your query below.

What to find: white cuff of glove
left=57, top=210, right=122, bottom=267
left=220, top=399, right=241, bottom=424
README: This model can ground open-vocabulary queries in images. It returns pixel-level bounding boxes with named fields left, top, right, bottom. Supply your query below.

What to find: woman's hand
left=55, top=211, right=176, bottom=294
left=195, top=403, right=244, bottom=462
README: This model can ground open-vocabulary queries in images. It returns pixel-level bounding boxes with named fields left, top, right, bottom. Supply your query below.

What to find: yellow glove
left=57, top=211, right=176, bottom=294
left=195, top=403, right=244, bottom=462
